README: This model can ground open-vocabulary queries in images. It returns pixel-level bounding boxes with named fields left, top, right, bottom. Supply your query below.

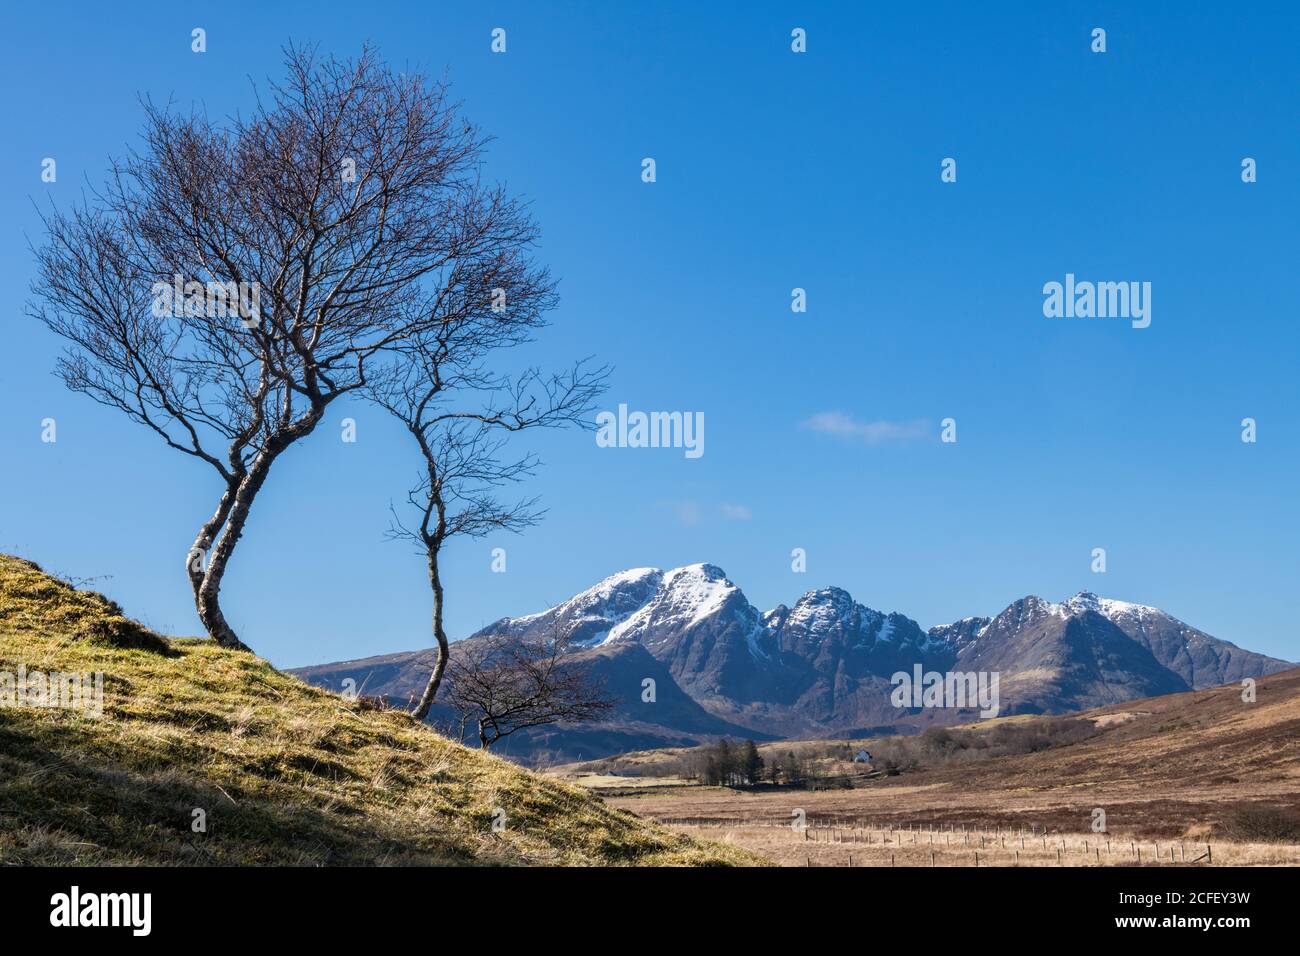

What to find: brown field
left=650, top=822, right=1300, bottom=868
left=568, top=668, right=1300, bottom=866
left=657, top=824, right=1300, bottom=867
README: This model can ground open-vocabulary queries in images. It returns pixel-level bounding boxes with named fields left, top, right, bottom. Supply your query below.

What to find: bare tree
left=443, top=631, right=614, bottom=749
left=28, top=45, right=555, bottom=650
left=372, top=328, right=607, bottom=719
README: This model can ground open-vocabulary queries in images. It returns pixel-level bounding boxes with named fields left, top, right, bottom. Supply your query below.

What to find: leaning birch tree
left=29, top=45, right=554, bottom=651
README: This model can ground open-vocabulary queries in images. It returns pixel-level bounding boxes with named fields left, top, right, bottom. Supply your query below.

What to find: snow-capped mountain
left=293, top=567, right=1293, bottom=763
left=471, top=564, right=775, bottom=707
left=482, top=566, right=668, bottom=647
left=937, top=593, right=1190, bottom=713
left=1052, top=590, right=1277, bottom=689
left=930, top=590, right=1287, bottom=708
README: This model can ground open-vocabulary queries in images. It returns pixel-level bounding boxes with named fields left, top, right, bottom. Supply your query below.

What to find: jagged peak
left=983, top=591, right=1168, bottom=628
left=929, top=615, right=991, bottom=642
left=1058, top=591, right=1161, bottom=620
left=793, top=585, right=856, bottom=607
left=662, top=562, right=730, bottom=585
left=992, top=594, right=1053, bottom=619
left=592, top=566, right=663, bottom=589
left=783, top=586, right=875, bottom=627
left=510, top=566, right=661, bottom=624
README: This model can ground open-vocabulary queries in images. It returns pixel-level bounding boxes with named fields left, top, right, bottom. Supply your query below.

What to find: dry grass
left=0, top=555, right=763, bottom=867
left=668, top=823, right=1300, bottom=867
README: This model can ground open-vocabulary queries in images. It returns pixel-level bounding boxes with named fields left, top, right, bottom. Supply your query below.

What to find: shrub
left=1219, top=805, right=1300, bottom=843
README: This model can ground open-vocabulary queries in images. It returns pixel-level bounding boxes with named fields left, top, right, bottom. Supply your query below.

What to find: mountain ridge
left=293, top=563, right=1292, bottom=763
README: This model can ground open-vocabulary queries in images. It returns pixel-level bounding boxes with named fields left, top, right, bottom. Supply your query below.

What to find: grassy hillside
left=0, top=555, right=760, bottom=866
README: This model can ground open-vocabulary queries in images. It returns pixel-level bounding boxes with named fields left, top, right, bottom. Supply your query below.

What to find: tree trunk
left=410, top=548, right=449, bottom=720
left=193, top=454, right=276, bottom=651
left=187, top=410, right=326, bottom=652
left=187, top=481, right=238, bottom=604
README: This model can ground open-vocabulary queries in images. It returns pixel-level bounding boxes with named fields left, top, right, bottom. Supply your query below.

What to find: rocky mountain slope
left=294, top=564, right=1292, bottom=763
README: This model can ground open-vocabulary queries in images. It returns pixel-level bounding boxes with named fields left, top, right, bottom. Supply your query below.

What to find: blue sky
left=1, top=2, right=1297, bottom=668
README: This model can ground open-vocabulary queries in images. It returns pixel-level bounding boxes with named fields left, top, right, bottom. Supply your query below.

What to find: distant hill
left=0, top=555, right=757, bottom=865
left=296, top=563, right=1291, bottom=763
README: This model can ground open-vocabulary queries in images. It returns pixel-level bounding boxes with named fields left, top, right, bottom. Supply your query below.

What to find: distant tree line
left=679, top=740, right=829, bottom=788
left=668, top=719, right=1106, bottom=789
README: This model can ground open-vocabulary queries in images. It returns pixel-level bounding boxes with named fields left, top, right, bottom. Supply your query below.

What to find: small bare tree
left=444, top=631, right=614, bottom=750
left=29, top=45, right=554, bottom=651
left=372, top=329, right=606, bottom=719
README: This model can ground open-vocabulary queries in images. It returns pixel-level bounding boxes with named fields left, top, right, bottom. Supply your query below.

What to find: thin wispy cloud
left=800, top=411, right=930, bottom=445
left=659, top=500, right=752, bottom=525
left=658, top=500, right=703, bottom=527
